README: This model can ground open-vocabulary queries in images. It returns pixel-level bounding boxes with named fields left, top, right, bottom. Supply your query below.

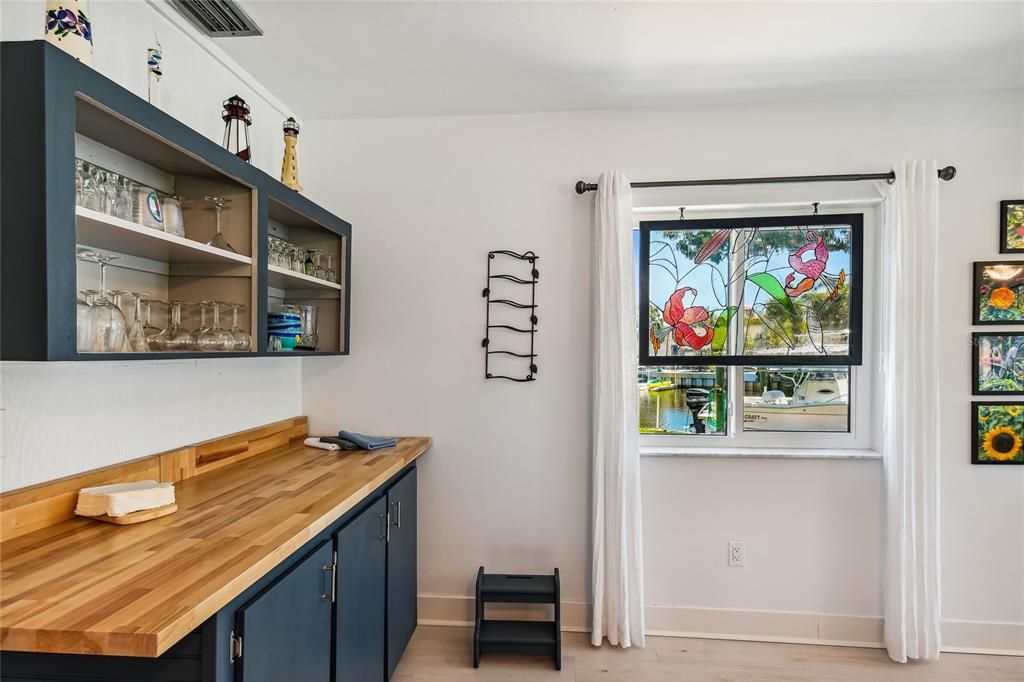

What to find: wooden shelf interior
left=73, top=97, right=258, bottom=353
left=267, top=197, right=346, bottom=354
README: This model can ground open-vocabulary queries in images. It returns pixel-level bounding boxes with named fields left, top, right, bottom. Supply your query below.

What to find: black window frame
left=639, top=213, right=864, bottom=367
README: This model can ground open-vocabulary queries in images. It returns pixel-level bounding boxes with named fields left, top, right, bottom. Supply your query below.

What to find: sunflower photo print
left=973, top=402, right=1024, bottom=464
left=975, top=262, right=1024, bottom=324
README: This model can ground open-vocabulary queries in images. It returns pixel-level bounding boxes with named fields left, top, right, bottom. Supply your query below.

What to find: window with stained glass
left=639, top=214, right=863, bottom=366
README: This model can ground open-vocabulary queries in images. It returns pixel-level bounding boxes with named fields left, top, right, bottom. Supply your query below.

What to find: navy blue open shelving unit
left=0, top=40, right=352, bottom=361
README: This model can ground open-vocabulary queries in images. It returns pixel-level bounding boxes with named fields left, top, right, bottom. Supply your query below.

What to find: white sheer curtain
left=876, top=160, right=942, bottom=663
left=591, top=172, right=645, bottom=648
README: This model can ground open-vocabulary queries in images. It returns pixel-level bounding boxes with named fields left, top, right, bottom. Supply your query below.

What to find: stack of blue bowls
left=268, top=311, right=302, bottom=350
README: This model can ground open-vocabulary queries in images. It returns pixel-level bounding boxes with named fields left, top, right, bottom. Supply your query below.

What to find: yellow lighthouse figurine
left=280, top=117, right=302, bottom=192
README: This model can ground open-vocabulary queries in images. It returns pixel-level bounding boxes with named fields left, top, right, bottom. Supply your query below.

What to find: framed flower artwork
left=973, top=333, right=1024, bottom=394
left=972, top=402, right=1024, bottom=464
left=973, top=261, right=1024, bottom=324
left=1000, top=200, right=1024, bottom=253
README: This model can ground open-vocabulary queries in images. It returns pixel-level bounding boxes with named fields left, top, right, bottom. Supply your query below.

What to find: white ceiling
left=218, top=1, right=1024, bottom=120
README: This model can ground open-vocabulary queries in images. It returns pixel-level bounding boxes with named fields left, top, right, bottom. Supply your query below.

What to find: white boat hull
left=742, top=399, right=847, bottom=431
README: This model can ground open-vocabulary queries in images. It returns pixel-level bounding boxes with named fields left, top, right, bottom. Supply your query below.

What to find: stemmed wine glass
left=196, top=301, right=212, bottom=339
left=228, top=304, right=252, bottom=351
left=142, top=299, right=166, bottom=350
left=76, top=251, right=127, bottom=352
left=202, top=195, right=237, bottom=253
left=126, top=292, right=150, bottom=352
left=197, top=302, right=235, bottom=351
left=77, top=289, right=96, bottom=352
left=155, top=300, right=196, bottom=351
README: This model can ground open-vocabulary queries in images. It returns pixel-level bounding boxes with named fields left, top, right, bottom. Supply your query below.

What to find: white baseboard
left=418, top=595, right=1024, bottom=656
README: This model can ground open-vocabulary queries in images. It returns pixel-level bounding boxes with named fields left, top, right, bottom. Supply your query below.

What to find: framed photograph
left=973, top=333, right=1024, bottom=394
left=1000, top=200, right=1024, bottom=253
left=972, top=402, right=1024, bottom=464
left=973, top=261, right=1024, bottom=324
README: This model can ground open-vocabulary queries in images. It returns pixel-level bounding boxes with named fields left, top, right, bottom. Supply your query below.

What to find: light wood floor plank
left=395, top=626, right=1022, bottom=681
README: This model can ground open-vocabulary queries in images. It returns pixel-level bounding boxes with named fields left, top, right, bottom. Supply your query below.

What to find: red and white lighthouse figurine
left=221, top=95, right=252, bottom=163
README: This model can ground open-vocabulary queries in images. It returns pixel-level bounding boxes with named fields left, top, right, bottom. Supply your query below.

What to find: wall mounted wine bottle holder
left=482, top=250, right=538, bottom=382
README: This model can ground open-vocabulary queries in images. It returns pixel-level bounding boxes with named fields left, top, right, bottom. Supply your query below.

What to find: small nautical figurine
left=147, top=36, right=163, bottom=107
left=280, top=117, right=302, bottom=192
left=221, top=95, right=252, bottom=163
left=44, top=0, right=94, bottom=65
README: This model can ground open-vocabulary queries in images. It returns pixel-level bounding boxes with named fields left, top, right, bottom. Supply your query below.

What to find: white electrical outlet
left=728, top=540, right=745, bottom=567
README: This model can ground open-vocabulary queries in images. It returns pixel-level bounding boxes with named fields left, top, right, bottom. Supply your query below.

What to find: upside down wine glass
left=76, top=251, right=127, bottom=352
left=203, top=195, right=238, bottom=253
left=126, top=292, right=150, bottom=352
left=197, top=302, right=235, bottom=352
left=156, top=301, right=196, bottom=351
left=228, top=304, right=252, bottom=352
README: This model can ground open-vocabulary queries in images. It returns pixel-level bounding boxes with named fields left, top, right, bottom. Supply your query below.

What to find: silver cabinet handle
left=321, top=551, right=337, bottom=602
left=392, top=500, right=402, bottom=529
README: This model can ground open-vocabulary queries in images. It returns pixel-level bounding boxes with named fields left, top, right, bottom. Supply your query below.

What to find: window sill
left=639, top=446, right=882, bottom=460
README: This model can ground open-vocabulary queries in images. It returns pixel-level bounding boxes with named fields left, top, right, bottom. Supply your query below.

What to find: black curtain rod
left=574, top=166, right=957, bottom=195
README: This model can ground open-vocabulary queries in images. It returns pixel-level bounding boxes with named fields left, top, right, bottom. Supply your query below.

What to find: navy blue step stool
left=473, top=567, right=561, bottom=670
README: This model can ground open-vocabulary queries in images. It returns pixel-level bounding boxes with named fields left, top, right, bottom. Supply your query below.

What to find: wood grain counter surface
left=0, top=437, right=431, bottom=658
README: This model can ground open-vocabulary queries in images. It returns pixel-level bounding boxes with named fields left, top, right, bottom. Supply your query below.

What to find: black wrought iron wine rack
left=482, top=250, right=538, bottom=382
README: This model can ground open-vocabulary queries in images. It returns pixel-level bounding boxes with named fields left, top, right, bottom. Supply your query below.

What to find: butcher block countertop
left=0, top=435, right=431, bottom=658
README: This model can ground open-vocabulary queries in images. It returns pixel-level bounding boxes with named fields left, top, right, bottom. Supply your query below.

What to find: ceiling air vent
left=170, top=0, right=263, bottom=37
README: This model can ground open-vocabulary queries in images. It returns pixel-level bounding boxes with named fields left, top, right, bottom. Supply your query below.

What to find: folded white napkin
left=75, top=480, right=175, bottom=518
left=304, top=437, right=341, bottom=451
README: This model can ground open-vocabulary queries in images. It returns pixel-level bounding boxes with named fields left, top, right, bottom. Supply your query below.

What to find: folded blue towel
left=338, top=431, right=397, bottom=451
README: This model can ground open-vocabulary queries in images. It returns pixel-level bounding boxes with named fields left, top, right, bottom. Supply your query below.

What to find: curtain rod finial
left=938, top=166, right=957, bottom=181
left=575, top=181, right=597, bottom=195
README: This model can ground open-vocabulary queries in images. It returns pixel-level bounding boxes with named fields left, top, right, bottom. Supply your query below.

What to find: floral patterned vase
left=44, top=0, right=94, bottom=66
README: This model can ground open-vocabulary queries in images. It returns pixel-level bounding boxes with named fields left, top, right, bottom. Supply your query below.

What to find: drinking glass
left=77, top=251, right=127, bottom=352
left=202, top=195, right=237, bottom=253
left=162, top=195, right=186, bottom=237
left=81, top=164, right=102, bottom=212
left=312, top=250, right=328, bottom=280
left=126, top=292, right=150, bottom=352
left=100, top=171, right=118, bottom=215
left=75, top=159, right=86, bottom=206
left=290, top=246, right=306, bottom=273
left=228, top=304, right=252, bottom=351
left=324, top=253, right=337, bottom=283
left=268, top=335, right=283, bottom=352
left=197, top=303, right=235, bottom=352
left=115, top=177, right=135, bottom=221
left=295, top=304, right=319, bottom=351
left=156, top=301, right=196, bottom=351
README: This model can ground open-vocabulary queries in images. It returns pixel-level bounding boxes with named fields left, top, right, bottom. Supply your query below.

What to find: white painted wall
left=0, top=0, right=304, bottom=491
left=299, top=88, right=1024, bottom=644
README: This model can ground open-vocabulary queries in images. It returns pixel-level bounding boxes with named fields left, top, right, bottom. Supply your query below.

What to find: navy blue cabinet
left=234, top=540, right=334, bottom=682
left=386, top=468, right=418, bottom=679
left=335, top=496, right=387, bottom=682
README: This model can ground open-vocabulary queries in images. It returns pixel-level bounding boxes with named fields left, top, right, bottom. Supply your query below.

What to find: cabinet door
left=336, top=496, right=388, bottom=682
left=235, top=540, right=334, bottom=682
left=386, top=467, right=417, bottom=679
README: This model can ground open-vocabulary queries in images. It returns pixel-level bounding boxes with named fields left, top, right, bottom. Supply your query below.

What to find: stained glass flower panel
left=640, top=215, right=862, bottom=367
